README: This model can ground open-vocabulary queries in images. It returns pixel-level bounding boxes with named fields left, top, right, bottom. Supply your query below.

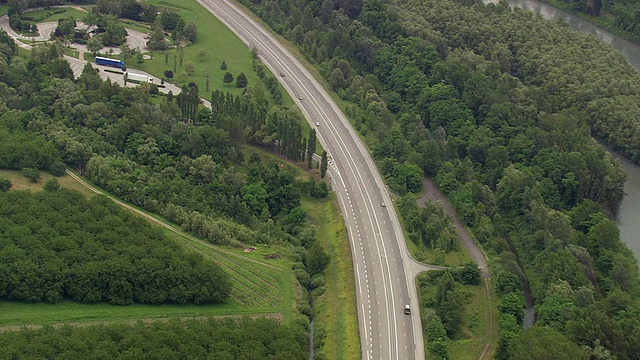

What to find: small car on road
left=404, top=305, right=411, bottom=315
left=315, top=121, right=320, bottom=126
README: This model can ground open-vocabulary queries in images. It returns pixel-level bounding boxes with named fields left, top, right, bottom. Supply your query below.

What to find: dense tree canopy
left=0, top=317, right=308, bottom=359
left=0, top=190, right=231, bottom=305
left=238, top=0, right=640, bottom=358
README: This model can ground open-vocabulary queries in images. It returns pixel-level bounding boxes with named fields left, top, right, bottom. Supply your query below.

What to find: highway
left=197, top=0, right=430, bottom=359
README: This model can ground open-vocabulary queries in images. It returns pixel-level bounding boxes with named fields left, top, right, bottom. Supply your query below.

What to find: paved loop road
left=196, top=1, right=430, bottom=359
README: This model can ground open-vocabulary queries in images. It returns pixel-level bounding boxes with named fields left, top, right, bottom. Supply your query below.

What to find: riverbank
left=481, top=0, right=640, bottom=263
left=537, top=0, right=640, bottom=44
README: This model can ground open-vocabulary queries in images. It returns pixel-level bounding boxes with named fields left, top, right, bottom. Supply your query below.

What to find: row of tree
left=0, top=317, right=308, bottom=359
left=0, top=189, right=231, bottom=305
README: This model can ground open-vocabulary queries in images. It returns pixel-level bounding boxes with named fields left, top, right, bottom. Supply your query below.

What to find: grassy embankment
left=23, top=7, right=88, bottom=22
left=302, top=196, right=360, bottom=359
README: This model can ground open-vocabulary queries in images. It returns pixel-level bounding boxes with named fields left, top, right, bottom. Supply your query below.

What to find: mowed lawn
left=0, top=169, right=94, bottom=198
left=23, top=7, right=89, bottom=23
left=138, top=0, right=258, bottom=97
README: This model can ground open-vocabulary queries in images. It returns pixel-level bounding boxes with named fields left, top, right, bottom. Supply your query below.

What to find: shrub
left=0, top=179, right=11, bottom=192
left=294, top=269, right=311, bottom=288
left=22, top=168, right=40, bottom=183
left=44, top=179, right=61, bottom=192
left=164, top=70, right=173, bottom=79
left=236, top=72, right=248, bottom=88
left=311, top=274, right=325, bottom=289
left=49, top=161, right=66, bottom=176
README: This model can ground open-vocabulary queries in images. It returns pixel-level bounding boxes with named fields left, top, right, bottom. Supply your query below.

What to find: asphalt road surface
left=197, top=1, right=431, bottom=359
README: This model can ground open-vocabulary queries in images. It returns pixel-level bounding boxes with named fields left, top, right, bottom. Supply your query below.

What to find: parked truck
left=95, top=56, right=125, bottom=69
left=125, top=72, right=153, bottom=84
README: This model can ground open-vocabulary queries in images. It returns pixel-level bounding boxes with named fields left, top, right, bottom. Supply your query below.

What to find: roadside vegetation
left=302, top=195, right=360, bottom=359
left=398, top=194, right=472, bottom=266
left=417, top=270, right=494, bottom=360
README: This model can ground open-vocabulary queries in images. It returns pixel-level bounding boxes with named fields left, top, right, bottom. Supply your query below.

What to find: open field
left=167, top=231, right=290, bottom=314
left=0, top=169, right=95, bottom=198
left=135, top=0, right=257, bottom=97
left=302, top=195, right=360, bottom=359
left=22, top=7, right=88, bottom=23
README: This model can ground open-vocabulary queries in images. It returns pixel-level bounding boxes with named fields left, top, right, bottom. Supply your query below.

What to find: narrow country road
left=418, top=178, right=490, bottom=278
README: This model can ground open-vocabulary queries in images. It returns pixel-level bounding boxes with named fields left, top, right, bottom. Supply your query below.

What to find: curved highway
left=197, top=1, right=428, bottom=359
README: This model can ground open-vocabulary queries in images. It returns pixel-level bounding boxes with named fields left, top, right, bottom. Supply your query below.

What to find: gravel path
left=416, top=178, right=490, bottom=278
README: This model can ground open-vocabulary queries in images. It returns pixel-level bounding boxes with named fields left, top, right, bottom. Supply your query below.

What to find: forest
left=0, top=317, right=308, bottom=359
left=0, top=1, right=331, bottom=353
left=0, top=189, right=230, bottom=305
left=239, top=0, right=640, bottom=358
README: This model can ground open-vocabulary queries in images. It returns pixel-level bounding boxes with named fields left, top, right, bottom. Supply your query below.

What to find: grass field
left=0, top=300, right=276, bottom=328
left=134, top=0, right=258, bottom=98
left=302, top=195, right=360, bottom=359
left=22, top=7, right=89, bottom=23
left=167, top=231, right=290, bottom=317
left=0, top=169, right=94, bottom=198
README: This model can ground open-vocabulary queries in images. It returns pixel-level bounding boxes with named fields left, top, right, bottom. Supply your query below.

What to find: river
left=482, top=0, right=640, bottom=261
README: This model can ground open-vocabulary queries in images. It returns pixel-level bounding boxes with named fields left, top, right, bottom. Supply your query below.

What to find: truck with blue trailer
left=95, top=56, right=125, bottom=69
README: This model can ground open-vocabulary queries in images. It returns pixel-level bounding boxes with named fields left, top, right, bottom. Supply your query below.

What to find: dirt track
left=416, top=178, right=490, bottom=278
